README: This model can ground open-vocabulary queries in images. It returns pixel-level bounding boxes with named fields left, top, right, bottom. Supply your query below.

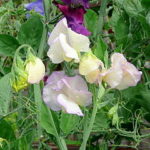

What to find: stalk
left=80, top=0, right=109, bottom=149
left=80, top=85, right=105, bottom=150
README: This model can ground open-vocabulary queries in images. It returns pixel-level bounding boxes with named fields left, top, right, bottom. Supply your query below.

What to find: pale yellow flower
left=47, top=18, right=90, bottom=64
left=26, top=57, right=45, bottom=84
left=79, top=52, right=104, bottom=83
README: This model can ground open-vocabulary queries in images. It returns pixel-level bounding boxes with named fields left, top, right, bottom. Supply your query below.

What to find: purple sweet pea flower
left=24, top=0, right=44, bottom=15
left=55, top=3, right=91, bottom=36
left=62, top=0, right=89, bottom=9
left=43, top=71, right=92, bottom=116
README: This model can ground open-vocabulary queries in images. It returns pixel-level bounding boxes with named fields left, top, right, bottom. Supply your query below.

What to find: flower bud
left=25, top=55, right=45, bottom=84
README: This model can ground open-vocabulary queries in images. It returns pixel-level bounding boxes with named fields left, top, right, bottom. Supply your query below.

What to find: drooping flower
left=103, top=53, right=142, bottom=90
left=24, top=0, right=44, bottom=15
left=25, top=51, right=45, bottom=84
left=54, top=2, right=90, bottom=36
left=47, top=18, right=90, bottom=64
left=79, top=52, right=104, bottom=83
left=43, top=71, right=92, bottom=116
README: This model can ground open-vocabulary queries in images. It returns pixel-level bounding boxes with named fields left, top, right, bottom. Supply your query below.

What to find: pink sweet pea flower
left=43, top=71, right=92, bottom=116
left=103, top=53, right=142, bottom=90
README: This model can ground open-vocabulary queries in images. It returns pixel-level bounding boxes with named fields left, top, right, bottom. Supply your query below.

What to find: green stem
left=80, top=85, right=105, bottom=150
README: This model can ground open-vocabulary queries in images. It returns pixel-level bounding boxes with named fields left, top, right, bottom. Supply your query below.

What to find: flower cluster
left=79, top=52, right=142, bottom=90
left=42, top=18, right=142, bottom=116
left=23, top=0, right=142, bottom=117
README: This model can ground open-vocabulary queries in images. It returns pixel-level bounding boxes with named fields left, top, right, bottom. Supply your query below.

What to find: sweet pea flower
left=25, top=52, right=45, bottom=84
left=47, top=18, right=90, bottom=64
left=43, top=71, right=92, bottom=116
left=61, top=0, right=89, bottom=9
left=24, top=0, right=44, bottom=15
left=55, top=3, right=90, bottom=36
left=79, top=52, right=104, bottom=83
left=103, top=53, right=142, bottom=90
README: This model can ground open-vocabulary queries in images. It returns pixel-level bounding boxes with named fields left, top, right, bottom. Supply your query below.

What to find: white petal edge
left=57, top=94, right=84, bottom=116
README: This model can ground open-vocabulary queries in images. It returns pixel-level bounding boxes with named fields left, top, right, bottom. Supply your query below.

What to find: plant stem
left=80, top=85, right=105, bottom=150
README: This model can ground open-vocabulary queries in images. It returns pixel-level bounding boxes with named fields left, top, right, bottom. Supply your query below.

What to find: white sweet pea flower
left=43, top=71, right=92, bottom=116
left=47, top=18, right=90, bottom=64
left=26, top=57, right=45, bottom=84
left=103, top=53, right=142, bottom=90
left=79, top=52, right=104, bottom=83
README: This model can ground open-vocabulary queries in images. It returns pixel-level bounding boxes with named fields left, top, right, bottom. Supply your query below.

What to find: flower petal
left=47, top=37, right=64, bottom=64
left=79, top=52, right=103, bottom=75
left=61, top=75, right=92, bottom=106
left=43, top=84, right=62, bottom=111
left=61, top=0, right=89, bottom=9
left=85, top=69, right=100, bottom=84
left=103, top=67, right=123, bottom=88
left=24, top=0, right=44, bottom=15
left=68, top=27, right=90, bottom=52
left=54, top=4, right=90, bottom=36
left=111, top=53, right=127, bottom=66
left=59, top=34, right=79, bottom=61
left=115, top=62, right=142, bottom=90
left=48, top=18, right=68, bottom=45
left=57, top=94, right=84, bottom=116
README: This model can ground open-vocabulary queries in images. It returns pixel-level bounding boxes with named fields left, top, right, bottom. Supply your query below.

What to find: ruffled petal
left=57, top=94, right=84, bottom=116
left=79, top=52, right=103, bottom=75
left=68, top=27, right=90, bottom=52
left=47, top=36, right=65, bottom=64
left=48, top=18, right=68, bottom=45
left=115, top=62, right=142, bottom=90
left=59, top=34, right=79, bottom=62
left=103, top=67, right=123, bottom=88
left=43, top=84, right=62, bottom=111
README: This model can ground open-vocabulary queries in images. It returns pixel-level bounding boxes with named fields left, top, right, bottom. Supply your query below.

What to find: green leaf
left=84, top=10, right=98, bottom=36
left=137, top=91, right=150, bottom=113
left=39, top=102, right=59, bottom=136
left=18, top=16, right=43, bottom=50
left=138, top=15, right=150, bottom=36
left=93, top=110, right=110, bottom=131
left=0, top=73, right=12, bottom=116
left=111, top=10, right=129, bottom=46
left=0, top=119, right=16, bottom=141
left=60, top=113, right=80, bottom=135
left=123, top=0, right=143, bottom=17
left=0, top=34, right=19, bottom=56
left=93, top=37, right=107, bottom=62
left=141, top=0, right=150, bottom=8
